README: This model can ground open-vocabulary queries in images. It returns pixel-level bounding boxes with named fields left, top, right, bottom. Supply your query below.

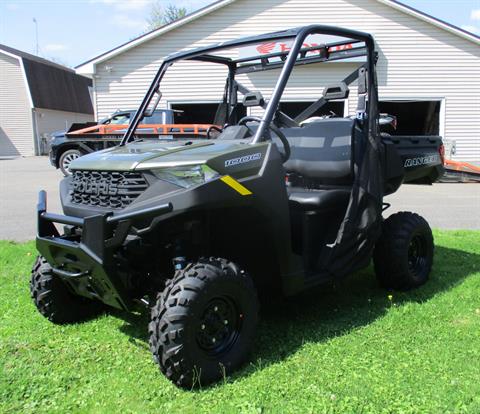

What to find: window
left=142, top=110, right=171, bottom=125
left=171, top=103, right=247, bottom=124
left=106, top=114, right=130, bottom=125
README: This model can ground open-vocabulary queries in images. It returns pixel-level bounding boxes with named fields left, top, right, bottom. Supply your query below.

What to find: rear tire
left=374, top=212, right=434, bottom=290
left=59, top=149, right=81, bottom=176
left=149, top=258, right=259, bottom=388
left=30, top=256, right=103, bottom=324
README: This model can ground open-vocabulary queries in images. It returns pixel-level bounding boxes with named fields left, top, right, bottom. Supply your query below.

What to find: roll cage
left=120, top=25, right=378, bottom=147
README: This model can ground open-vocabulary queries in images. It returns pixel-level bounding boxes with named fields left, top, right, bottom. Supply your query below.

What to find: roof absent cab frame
left=121, top=25, right=377, bottom=147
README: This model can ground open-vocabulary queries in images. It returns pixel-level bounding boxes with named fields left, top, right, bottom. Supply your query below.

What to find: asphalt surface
left=1, top=156, right=479, bottom=242
left=1, top=157, right=63, bottom=242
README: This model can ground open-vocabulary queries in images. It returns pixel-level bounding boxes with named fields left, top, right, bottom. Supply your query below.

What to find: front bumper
left=36, top=190, right=172, bottom=310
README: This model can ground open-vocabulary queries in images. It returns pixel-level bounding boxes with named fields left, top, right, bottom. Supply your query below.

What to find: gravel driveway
left=1, top=156, right=479, bottom=242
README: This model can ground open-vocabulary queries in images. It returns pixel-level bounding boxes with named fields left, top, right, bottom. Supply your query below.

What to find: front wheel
left=59, top=149, right=81, bottom=176
left=149, top=258, right=259, bottom=388
left=30, top=256, right=103, bottom=324
left=374, top=212, right=434, bottom=290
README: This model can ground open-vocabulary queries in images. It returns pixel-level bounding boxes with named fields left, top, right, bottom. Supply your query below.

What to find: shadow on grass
left=115, top=245, right=479, bottom=385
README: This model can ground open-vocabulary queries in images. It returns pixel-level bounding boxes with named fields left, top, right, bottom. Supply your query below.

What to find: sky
left=0, top=0, right=479, bottom=68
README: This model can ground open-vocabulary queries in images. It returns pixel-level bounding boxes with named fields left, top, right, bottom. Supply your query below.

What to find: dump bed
left=382, top=134, right=444, bottom=195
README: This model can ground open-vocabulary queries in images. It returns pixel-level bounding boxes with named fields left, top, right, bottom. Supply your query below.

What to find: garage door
left=279, top=101, right=345, bottom=119
left=379, top=100, right=441, bottom=136
left=171, top=101, right=346, bottom=125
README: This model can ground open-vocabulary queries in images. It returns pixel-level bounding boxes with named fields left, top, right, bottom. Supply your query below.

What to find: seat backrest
left=280, top=118, right=355, bottom=183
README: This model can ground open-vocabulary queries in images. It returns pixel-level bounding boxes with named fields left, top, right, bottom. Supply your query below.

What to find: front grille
left=70, top=170, right=148, bottom=209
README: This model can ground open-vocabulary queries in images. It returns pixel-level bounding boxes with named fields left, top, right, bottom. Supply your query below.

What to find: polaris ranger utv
left=31, top=25, right=444, bottom=388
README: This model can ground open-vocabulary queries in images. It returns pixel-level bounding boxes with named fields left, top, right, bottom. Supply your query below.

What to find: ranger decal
left=404, top=154, right=440, bottom=168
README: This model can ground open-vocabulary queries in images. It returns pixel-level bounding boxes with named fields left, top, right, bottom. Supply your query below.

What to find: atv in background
left=32, top=25, right=444, bottom=388
left=49, top=109, right=176, bottom=176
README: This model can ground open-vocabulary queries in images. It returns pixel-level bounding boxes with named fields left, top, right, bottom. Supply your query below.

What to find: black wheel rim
left=408, top=234, right=427, bottom=276
left=196, top=297, right=241, bottom=356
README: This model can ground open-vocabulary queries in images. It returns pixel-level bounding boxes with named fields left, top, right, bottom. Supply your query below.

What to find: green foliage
left=1, top=231, right=479, bottom=413
left=146, top=2, right=187, bottom=32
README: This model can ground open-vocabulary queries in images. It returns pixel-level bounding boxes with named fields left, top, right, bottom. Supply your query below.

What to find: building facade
left=0, top=45, right=94, bottom=157
left=76, top=0, right=480, bottom=163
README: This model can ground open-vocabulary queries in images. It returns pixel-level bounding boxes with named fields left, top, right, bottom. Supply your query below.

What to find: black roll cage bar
left=120, top=25, right=377, bottom=147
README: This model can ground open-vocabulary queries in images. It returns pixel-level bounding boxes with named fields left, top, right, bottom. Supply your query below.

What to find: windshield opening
left=121, top=28, right=372, bottom=145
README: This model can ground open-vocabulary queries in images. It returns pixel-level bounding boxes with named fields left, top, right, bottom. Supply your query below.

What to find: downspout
left=31, top=109, right=41, bottom=155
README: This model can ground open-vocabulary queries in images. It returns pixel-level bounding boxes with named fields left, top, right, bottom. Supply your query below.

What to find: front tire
left=149, top=258, right=259, bottom=388
left=374, top=212, right=434, bottom=290
left=59, top=149, right=81, bottom=176
left=30, top=256, right=103, bottom=324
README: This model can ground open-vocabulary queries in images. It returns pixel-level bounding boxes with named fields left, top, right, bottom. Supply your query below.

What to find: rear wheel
left=59, top=149, right=81, bottom=176
left=30, top=256, right=103, bottom=324
left=374, top=212, right=434, bottom=290
left=149, top=258, right=259, bottom=388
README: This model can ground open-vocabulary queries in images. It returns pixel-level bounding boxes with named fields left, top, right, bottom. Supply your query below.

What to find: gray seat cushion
left=280, top=118, right=355, bottom=182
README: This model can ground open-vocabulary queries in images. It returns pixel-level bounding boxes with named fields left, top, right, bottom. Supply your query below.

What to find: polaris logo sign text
left=225, top=153, right=262, bottom=167
left=404, top=154, right=440, bottom=168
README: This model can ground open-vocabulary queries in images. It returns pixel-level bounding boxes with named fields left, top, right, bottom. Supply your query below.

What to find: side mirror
left=323, top=82, right=349, bottom=101
left=242, top=91, right=265, bottom=107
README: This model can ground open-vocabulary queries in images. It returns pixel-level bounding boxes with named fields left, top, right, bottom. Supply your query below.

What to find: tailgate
left=384, top=135, right=444, bottom=185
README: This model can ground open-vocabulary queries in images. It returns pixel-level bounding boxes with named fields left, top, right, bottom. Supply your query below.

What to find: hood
left=69, top=139, right=252, bottom=171
left=51, top=130, right=67, bottom=139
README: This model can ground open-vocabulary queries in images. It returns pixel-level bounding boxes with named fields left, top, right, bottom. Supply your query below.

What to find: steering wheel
left=238, top=116, right=291, bottom=162
left=206, top=125, right=223, bottom=139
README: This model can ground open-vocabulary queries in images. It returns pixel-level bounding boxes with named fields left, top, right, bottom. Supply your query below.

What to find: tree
left=164, top=4, right=187, bottom=24
left=146, top=2, right=187, bottom=31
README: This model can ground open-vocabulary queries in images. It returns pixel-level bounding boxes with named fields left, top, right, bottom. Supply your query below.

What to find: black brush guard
left=36, top=190, right=172, bottom=310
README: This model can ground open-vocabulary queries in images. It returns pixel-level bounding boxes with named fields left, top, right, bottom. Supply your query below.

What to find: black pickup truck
left=49, top=109, right=175, bottom=175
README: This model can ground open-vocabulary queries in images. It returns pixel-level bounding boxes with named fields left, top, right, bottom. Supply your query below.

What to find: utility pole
left=32, top=18, right=38, bottom=55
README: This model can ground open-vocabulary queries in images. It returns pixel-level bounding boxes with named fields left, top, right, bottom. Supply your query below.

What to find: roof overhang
left=376, top=0, right=480, bottom=45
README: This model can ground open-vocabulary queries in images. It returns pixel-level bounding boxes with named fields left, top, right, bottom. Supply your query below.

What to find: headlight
left=151, top=164, right=219, bottom=188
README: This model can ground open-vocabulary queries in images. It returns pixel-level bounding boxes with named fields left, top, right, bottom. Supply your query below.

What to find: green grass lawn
left=1, top=230, right=479, bottom=413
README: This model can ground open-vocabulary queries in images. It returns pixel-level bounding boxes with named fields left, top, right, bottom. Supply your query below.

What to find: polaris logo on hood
left=225, top=153, right=262, bottom=168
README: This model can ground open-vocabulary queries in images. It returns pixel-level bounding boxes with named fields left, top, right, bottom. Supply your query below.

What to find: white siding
left=35, top=108, right=93, bottom=136
left=93, top=0, right=480, bottom=162
left=34, top=108, right=94, bottom=154
left=0, top=53, right=34, bottom=156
